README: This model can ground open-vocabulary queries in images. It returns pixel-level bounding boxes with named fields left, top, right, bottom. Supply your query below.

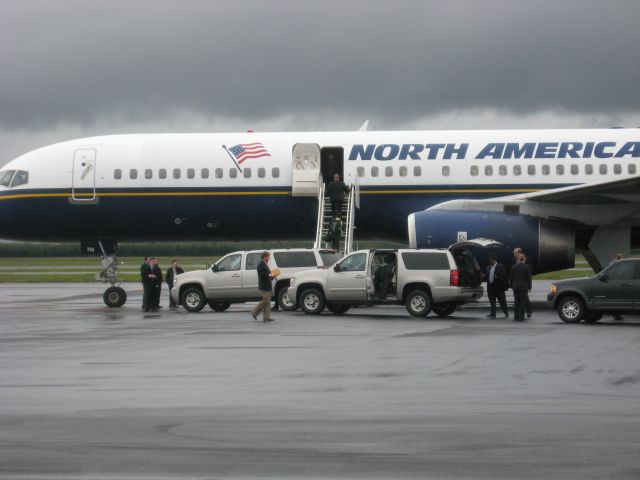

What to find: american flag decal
left=227, top=142, right=271, bottom=164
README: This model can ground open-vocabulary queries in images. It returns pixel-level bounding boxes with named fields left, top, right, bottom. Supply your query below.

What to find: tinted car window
left=337, top=253, right=367, bottom=272
left=245, top=253, right=262, bottom=270
left=401, top=252, right=449, bottom=270
left=272, top=251, right=317, bottom=268
left=453, top=251, right=482, bottom=287
left=216, top=254, right=241, bottom=272
left=604, top=261, right=635, bottom=280
left=319, top=251, right=341, bottom=266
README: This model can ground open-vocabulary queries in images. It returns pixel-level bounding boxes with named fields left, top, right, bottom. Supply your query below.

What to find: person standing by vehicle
left=509, top=254, right=532, bottom=321
left=166, top=259, right=184, bottom=308
left=513, top=247, right=533, bottom=318
left=251, top=251, right=275, bottom=322
left=485, top=255, right=509, bottom=318
left=140, top=256, right=150, bottom=311
left=325, top=174, right=349, bottom=218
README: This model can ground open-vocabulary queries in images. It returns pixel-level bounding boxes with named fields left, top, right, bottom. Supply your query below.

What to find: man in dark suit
left=485, top=255, right=509, bottom=318
left=251, top=251, right=275, bottom=322
left=142, top=257, right=163, bottom=312
left=140, top=257, right=149, bottom=311
left=513, top=247, right=534, bottom=317
left=166, top=259, right=184, bottom=308
left=509, top=254, right=532, bottom=321
left=325, top=174, right=349, bottom=218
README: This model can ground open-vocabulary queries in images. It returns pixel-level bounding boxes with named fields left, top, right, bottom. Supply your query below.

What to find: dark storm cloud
left=1, top=0, right=639, bottom=130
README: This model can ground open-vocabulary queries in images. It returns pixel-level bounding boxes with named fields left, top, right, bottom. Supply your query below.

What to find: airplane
left=1, top=127, right=639, bottom=306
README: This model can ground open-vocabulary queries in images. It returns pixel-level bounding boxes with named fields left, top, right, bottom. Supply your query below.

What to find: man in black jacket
left=166, top=259, right=184, bottom=308
left=251, top=251, right=274, bottom=322
left=142, top=257, right=163, bottom=312
left=485, top=255, right=509, bottom=318
left=140, top=257, right=149, bottom=311
left=509, top=254, right=532, bottom=321
left=325, top=174, right=349, bottom=218
left=513, top=247, right=534, bottom=317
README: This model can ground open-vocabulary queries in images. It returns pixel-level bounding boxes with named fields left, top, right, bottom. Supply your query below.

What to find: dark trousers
left=168, top=283, right=177, bottom=307
left=488, top=284, right=508, bottom=316
left=512, top=288, right=529, bottom=321
left=142, top=283, right=151, bottom=311
left=330, top=199, right=343, bottom=218
left=149, top=284, right=161, bottom=310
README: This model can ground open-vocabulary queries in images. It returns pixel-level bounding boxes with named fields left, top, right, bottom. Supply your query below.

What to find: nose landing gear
left=84, top=240, right=128, bottom=307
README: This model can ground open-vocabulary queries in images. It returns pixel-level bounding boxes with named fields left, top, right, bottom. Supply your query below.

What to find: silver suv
left=287, top=240, right=498, bottom=317
left=171, top=248, right=341, bottom=312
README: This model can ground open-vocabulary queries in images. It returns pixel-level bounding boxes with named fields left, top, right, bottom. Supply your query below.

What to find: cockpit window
left=10, top=170, right=29, bottom=187
left=0, top=170, right=16, bottom=187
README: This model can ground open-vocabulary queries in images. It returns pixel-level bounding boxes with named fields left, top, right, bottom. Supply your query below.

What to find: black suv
left=548, top=259, right=640, bottom=323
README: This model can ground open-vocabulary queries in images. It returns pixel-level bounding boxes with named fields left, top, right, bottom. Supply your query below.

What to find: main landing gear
left=83, top=240, right=127, bottom=308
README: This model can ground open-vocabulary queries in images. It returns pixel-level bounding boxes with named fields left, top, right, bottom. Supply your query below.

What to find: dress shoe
left=265, top=318, right=275, bottom=322
left=486, top=314, right=496, bottom=318
left=251, top=312, right=257, bottom=321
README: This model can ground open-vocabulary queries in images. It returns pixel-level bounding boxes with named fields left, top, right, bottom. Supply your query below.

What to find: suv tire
left=208, top=301, right=231, bottom=312
left=432, top=303, right=456, bottom=317
left=300, top=288, right=326, bottom=315
left=584, top=313, right=603, bottom=323
left=277, top=286, right=297, bottom=311
left=181, top=287, right=206, bottom=312
left=557, top=295, right=585, bottom=323
left=405, top=290, right=432, bottom=317
left=327, top=303, right=351, bottom=315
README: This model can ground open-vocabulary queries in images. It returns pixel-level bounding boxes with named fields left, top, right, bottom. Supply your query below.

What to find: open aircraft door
left=72, top=148, right=97, bottom=201
left=291, top=143, right=321, bottom=196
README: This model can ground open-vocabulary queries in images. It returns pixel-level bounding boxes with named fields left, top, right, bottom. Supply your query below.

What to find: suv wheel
left=327, top=303, right=351, bottom=315
left=300, top=288, right=326, bottom=315
left=405, top=290, right=432, bottom=317
left=584, top=313, right=603, bottom=323
left=277, top=286, right=297, bottom=311
left=208, top=301, right=231, bottom=312
left=557, top=296, right=584, bottom=323
left=181, top=287, right=206, bottom=312
left=432, top=303, right=456, bottom=317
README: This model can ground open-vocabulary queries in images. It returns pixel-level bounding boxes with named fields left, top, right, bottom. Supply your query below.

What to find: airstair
left=313, top=182, right=356, bottom=254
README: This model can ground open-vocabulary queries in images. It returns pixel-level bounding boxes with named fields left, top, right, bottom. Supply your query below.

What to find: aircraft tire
left=405, top=290, right=432, bottom=317
left=300, top=288, right=326, bottom=315
left=208, top=301, right=231, bottom=312
left=181, top=287, right=206, bottom=312
left=557, top=296, right=584, bottom=323
left=277, top=286, right=297, bottom=311
left=103, top=286, right=127, bottom=308
left=432, top=303, right=456, bottom=317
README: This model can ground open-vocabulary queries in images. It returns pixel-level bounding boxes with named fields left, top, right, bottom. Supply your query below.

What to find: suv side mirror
left=334, top=264, right=340, bottom=272
left=212, top=264, right=219, bottom=273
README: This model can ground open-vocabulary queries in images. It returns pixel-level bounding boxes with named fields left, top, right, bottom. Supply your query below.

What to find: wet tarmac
left=0, top=283, right=639, bottom=479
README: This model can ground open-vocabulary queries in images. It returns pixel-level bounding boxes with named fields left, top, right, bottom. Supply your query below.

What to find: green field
left=0, top=255, right=599, bottom=283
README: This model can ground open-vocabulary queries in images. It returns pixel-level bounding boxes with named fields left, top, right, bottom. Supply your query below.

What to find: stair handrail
left=313, top=176, right=325, bottom=248
left=344, top=183, right=356, bottom=254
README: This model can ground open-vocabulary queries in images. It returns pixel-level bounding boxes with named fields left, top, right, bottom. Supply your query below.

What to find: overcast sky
left=1, top=0, right=640, bottom=165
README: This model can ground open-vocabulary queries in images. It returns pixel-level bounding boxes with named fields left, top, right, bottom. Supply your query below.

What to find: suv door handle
left=355, top=274, right=365, bottom=278
left=232, top=273, right=240, bottom=277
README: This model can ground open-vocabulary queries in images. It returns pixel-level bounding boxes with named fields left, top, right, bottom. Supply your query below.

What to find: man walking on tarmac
left=251, top=251, right=275, bottom=322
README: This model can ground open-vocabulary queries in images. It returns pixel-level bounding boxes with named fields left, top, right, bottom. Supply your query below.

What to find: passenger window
left=173, top=168, right=181, bottom=179
left=357, top=166, right=365, bottom=177
left=499, top=165, right=507, bottom=176
left=243, top=168, right=251, bottom=178
left=542, top=165, right=550, bottom=175
left=484, top=165, right=493, bottom=176
left=272, top=167, right=280, bottom=178
left=513, top=165, right=521, bottom=176
left=401, top=252, right=449, bottom=270
left=599, top=164, right=607, bottom=174
left=215, top=168, right=223, bottom=179
left=216, top=254, right=242, bottom=272
left=159, top=168, right=167, bottom=179
left=273, top=251, right=317, bottom=268
left=201, top=168, right=210, bottom=179
left=337, top=253, right=367, bottom=272
left=258, top=168, right=265, bottom=178
left=527, top=165, right=536, bottom=175
left=570, top=164, right=579, bottom=175
left=614, top=164, right=622, bottom=174
left=129, top=169, right=138, bottom=180
left=629, top=164, right=637, bottom=174
left=414, top=166, right=422, bottom=176
left=245, top=253, right=262, bottom=270
left=371, top=166, right=379, bottom=177
left=385, top=166, right=393, bottom=177
left=604, top=261, right=635, bottom=280
left=113, top=169, right=122, bottom=180
left=187, top=168, right=195, bottom=179
left=10, top=170, right=29, bottom=187
left=229, top=168, right=238, bottom=178
left=470, top=165, right=478, bottom=176
left=399, top=166, right=407, bottom=177
left=556, top=164, right=564, bottom=175
left=144, top=169, right=153, bottom=179
left=441, top=166, right=449, bottom=176
left=585, top=164, right=593, bottom=175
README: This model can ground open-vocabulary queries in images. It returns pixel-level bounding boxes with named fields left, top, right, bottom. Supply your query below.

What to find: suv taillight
left=450, top=269, right=459, bottom=286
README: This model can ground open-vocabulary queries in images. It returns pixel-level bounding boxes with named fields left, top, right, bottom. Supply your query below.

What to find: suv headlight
left=549, top=284, right=557, bottom=295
